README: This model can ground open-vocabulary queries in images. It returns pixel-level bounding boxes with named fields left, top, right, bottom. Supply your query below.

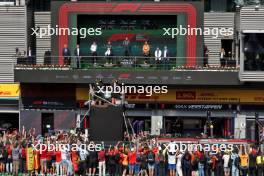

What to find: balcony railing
left=14, top=55, right=239, bottom=71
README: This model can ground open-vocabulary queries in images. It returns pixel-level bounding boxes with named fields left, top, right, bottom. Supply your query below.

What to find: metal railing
left=14, top=55, right=239, bottom=71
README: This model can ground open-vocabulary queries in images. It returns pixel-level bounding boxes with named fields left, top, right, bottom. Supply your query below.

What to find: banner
left=76, top=88, right=264, bottom=104
left=126, top=89, right=264, bottom=104
left=0, top=84, right=20, bottom=98
left=26, top=147, right=34, bottom=171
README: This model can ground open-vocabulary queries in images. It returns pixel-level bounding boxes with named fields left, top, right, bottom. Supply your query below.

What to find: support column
left=234, top=114, right=246, bottom=139
left=151, top=116, right=163, bottom=135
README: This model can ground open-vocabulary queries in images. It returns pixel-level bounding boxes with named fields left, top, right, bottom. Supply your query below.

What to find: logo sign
left=176, top=91, right=196, bottom=100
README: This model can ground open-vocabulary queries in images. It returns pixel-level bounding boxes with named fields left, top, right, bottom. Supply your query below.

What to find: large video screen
left=77, top=15, right=177, bottom=57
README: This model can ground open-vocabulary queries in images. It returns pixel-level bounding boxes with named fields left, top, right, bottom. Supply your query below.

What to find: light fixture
left=255, top=5, right=260, bottom=11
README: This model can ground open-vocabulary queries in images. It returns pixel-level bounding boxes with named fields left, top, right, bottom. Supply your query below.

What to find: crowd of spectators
left=0, top=127, right=264, bottom=176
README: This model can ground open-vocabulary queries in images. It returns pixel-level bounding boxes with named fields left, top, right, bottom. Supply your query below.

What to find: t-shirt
left=21, top=148, right=26, bottom=158
left=128, top=151, right=136, bottom=164
left=122, top=154, right=128, bottom=166
left=98, top=150, right=105, bottom=162
left=222, top=154, right=230, bottom=168
left=61, top=149, right=67, bottom=160
left=55, top=151, right=62, bottom=162
left=89, top=151, right=98, bottom=163
left=168, top=153, right=176, bottom=165
left=12, top=147, right=20, bottom=160
left=240, top=154, right=248, bottom=167
left=176, top=154, right=183, bottom=167
left=40, top=146, right=47, bottom=160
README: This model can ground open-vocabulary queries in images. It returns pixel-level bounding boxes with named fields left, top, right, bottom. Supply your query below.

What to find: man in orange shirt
left=239, top=147, right=249, bottom=176
left=143, top=41, right=150, bottom=63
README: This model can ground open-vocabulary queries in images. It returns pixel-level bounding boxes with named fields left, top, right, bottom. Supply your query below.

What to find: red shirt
left=128, top=151, right=136, bottom=164
left=21, top=148, right=26, bottom=158
left=98, top=150, right=105, bottom=162
left=7, top=146, right=12, bottom=156
left=46, top=151, right=53, bottom=161
left=40, top=147, right=47, bottom=160
left=55, top=151, right=62, bottom=162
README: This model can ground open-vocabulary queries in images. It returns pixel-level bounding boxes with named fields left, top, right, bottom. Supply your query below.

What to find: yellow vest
left=256, top=156, right=263, bottom=165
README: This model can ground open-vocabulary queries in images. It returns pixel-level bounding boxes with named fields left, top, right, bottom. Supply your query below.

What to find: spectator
left=222, top=150, right=231, bottom=176
left=143, top=41, right=150, bottom=63
left=88, top=143, right=98, bottom=176
left=198, top=150, right=206, bottom=176
left=27, top=47, right=34, bottom=65
left=74, top=44, right=82, bottom=69
left=248, top=148, right=257, bottom=176
left=167, top=148, right=176, bottom=176
left=90, top=41, right=98, bottom=64
left=204, top=45, right=209, bottom=67
left=128, top=147, right=136, bottom=176
left=147, top=148, right=155, bottom=176
left=155, top=47, right=162, bottom=69
left=239, top=146, right=249, bottom=176
left=105, top=41, right=113, bottom=64
left=256, top=150, right=263, bottom=176
left=231, top=148, right=239, bottom=176
left=123, top=37, right=130, bottom=57
left=220, top=48, right=226, bottom=68
left=12, top=143, right=20, bottom=175
left=98, top=147, right=106, bottom=176
left=163, top=46, right=170, bottom=70
left=62, top=44, right=71, bottom=65
left=108, top=145, right=116, bottom=176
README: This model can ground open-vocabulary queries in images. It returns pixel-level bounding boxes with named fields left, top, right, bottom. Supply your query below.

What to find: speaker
left=89, top=106, right=123, bottom=141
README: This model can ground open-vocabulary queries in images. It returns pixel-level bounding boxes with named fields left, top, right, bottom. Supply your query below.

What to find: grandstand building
left=0, top=0, right=264, bottom=142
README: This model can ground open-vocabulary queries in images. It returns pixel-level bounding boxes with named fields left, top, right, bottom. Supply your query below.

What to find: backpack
left=234, top=156, right=240, bottom=167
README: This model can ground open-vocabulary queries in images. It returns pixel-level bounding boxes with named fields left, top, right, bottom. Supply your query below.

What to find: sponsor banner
left=174, top=104, right=224, bottom=110
left=0, top=84, right=20, bottom=98
left=125, top=89, right=264, bottom=104
left=22, top=98, right=76, bottom=110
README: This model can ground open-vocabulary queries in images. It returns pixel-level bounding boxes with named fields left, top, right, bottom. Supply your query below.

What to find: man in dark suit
left=74, top=44, right=82, bottom=69
left=163, top=46, right=170, bottom=70
left=62, top=44, right=71, bottom=65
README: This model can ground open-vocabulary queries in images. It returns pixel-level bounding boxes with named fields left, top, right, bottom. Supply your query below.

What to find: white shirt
left=176, top=153, right=183, bottom=167
left=222, top=154, right=230, bottom=168
left=105, top=48, right=111, bottom=56
left=77, top=48, right=80, bottom=56
left=168, top=153, right=176, bottom=164
left=155, top=50, right=162, bottom=60
left=163, top=50, right=167, bottom=58
left=28, top=50, right=32, bottom=57
left=220, top=51, right=225, bottom=59
left=168, top=142, right=176, bottom=153
left=90, top=44, right=97, bottom=52
left=78, top=147, right=88, bottom=161
left=61, top=148, right=67, bottom=160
